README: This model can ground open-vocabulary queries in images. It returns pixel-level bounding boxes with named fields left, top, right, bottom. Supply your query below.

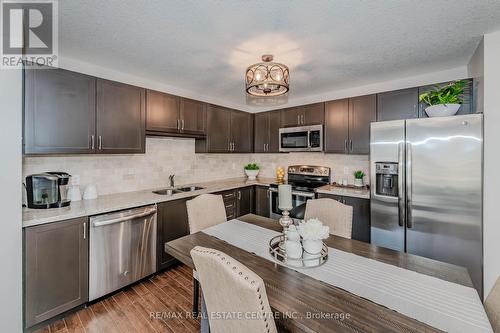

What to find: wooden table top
left=165, top=214, right=473, bottom=333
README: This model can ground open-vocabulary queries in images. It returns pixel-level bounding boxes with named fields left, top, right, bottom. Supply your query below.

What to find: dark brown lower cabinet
left=317, top=193, right=371, bottom=243
left=255, top=186, right=270, bottom=217
left=24, top=217, right=88, bottom=329
left=236, top=186, right=254, bottom=216
left=157, top=199, right=190, bottom=271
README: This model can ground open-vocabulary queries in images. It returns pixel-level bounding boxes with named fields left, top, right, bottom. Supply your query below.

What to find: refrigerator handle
left=406, top=142, right=413, bottom=229
left=398, top=142, right=405, bottom=227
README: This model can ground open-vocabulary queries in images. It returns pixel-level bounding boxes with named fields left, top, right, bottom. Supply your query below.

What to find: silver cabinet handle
left=83, top=222, right=86, bottom=239
left=90, top=135, right=95, bottom=150
left=344, top=139, right=348, bottom=153
left=350, top=139, right=353, bottom=152
left=397, top=142, right=406, bottom=227
left=182, top=119, right=185, bottom=131
left=297, top=114, right=300, bottom=125
left=177, top=119, right=180, bottom=130
left=98, top=135, right=102, bottom=150
left=263, top=143, right=266, bottom=152
left=232, top=142, right=235, bottom=151
left=406, top=142, right=413, bottom=229
left=301, top=114, right=305, bottom=125
left=238, top=191, right=241, bottom=200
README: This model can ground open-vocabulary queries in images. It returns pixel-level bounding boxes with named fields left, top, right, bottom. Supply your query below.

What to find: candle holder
left=278, top=209, right=293, bottom=250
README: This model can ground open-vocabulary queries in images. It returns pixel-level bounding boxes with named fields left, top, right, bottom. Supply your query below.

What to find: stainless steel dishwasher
left=89, top=205, right=157, bottom=301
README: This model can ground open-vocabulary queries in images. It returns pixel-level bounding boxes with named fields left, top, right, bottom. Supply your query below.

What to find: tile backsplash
left=23, top=137, right=369, bottom=196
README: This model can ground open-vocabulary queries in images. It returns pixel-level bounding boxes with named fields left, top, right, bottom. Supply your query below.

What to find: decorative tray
left=268, top=234, right=328, bottom=269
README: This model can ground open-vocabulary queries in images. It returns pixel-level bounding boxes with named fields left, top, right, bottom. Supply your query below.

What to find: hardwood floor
left=33, top=265, right=200, bottom=333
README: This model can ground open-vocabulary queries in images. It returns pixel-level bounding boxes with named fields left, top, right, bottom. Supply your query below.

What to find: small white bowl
left=425, top=104, right=461, bottom=117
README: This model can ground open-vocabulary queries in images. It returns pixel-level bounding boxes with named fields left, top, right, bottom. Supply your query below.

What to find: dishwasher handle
left=92, top=206, right=157, bottom=227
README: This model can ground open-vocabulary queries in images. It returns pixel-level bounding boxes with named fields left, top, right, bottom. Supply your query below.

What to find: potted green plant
left=354, top=170, right=365, bottom=187
left=418, top=80, right=466, bottom=117
left=244, top=163, right=260, bottom=180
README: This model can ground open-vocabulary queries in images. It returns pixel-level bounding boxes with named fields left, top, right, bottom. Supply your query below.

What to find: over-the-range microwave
left=279, top=125, right=323, bottom=152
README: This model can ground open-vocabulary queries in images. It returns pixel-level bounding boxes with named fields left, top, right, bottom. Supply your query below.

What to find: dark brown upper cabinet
left=281, top=103, right=324, bottom=127
left=377, top=88, right=419, bottom=121
left=325, top=94, right=376, bottom=154
left=254, top=110, right=281, bottom=153
left=24, top=66, right=96, bottom=155
left=196, top=105, right=253, bottom=153
left=418, top=78, right=473, bottom=118
left=146, top=90, right=206, bottom=138
left=24, top=217, right=88, bottom=328
left=96, top=79, right=146, bottom=154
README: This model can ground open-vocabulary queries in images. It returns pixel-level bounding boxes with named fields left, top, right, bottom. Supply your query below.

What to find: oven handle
left=268, top=187, right=315, bottom=198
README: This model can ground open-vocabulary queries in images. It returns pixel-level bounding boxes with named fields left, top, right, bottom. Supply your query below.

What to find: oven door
left=269, top=188, right=315, bottom=220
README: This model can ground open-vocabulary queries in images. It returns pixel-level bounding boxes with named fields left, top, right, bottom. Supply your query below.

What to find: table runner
left=202, top=219, right=493, bottom=333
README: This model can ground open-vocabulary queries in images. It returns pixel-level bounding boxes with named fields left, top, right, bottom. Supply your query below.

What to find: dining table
left=165, top=214, right=490, bottom=333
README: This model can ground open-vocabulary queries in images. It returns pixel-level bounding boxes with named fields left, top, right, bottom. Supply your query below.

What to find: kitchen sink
left=153, top=186, right=204, bottom=195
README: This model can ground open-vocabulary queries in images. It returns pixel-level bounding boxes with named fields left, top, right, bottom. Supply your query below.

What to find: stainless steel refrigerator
left=370, top=114, right=483, bottom=295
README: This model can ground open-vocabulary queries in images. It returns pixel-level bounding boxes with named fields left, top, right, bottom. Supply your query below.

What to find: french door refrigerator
left=370, top=114, right=483, bottom=295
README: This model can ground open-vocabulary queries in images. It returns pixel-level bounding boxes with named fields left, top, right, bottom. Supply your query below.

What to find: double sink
left=153, top=186, right=205, bottom=196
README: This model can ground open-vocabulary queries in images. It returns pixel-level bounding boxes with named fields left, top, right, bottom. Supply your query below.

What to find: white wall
left=0, top=70, right=23, bottom=331
left=481, top=31, right=500, bottom=297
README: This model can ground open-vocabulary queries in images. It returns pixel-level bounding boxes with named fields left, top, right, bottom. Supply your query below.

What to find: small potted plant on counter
left=354, top=170, right=365, bottom=187
left=418, top=80, right=466, bottom=117
left=244, top=163, right=260, bottom=180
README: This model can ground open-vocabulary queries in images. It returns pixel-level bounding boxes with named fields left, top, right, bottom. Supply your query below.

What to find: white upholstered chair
left=186, top=194, right=227, bottom=317
left=486, top=276, right=500, bottom=332
left=191, top=246, right=277, bottom=333
left=304, top=198, right=353, bottom=239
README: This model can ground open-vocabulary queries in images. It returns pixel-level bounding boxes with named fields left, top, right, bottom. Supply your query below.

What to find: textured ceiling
left=59, top=0, right=500, bottom=111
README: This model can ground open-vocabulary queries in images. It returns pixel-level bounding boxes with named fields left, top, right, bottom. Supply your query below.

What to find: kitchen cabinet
left=281, top=103, right=324, bottom=127
left=324, top=94, right=376, bottom=154
left=418, top=78, right=473, bottom=117
left=236, top=186, right=254, bottom=216
left=219, top=189, right=237, bottom=219
left=157, top=199, right=190, bottom=271
left=255, top=186, right=270, bottom=217
left=317, top=193, right=371, bottom=243
left=96, top=79, right=146, bottom=153
left=146, top=90, right=206, bottom=138
left=377, top=88, right=419, bottom=121
left=196, top=105, right=253, bottom=153
left=24, top=66, right=96, bottom=154
left=24, top=217, right=88, bottom=328
left=254, top=110, right=281, bottom=153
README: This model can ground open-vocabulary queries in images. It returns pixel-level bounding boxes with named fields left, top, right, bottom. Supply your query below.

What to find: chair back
left=304, top=198, right=353, bottom=239
left=486, top=277, right=500, bottom=332
left=190, top=246, right=277, bottom=333
left=186, top=194, right=227, bottom=234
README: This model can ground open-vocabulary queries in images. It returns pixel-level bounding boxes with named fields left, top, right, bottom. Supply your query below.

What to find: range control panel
left=288, top=165, right=330, bottom=176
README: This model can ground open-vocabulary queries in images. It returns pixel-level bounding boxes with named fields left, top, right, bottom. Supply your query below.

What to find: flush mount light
left=245, top=55, right=289, bottom=97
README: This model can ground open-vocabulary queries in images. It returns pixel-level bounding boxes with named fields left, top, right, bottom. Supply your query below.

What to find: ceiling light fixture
left=245, top=55, right=289, bottom=97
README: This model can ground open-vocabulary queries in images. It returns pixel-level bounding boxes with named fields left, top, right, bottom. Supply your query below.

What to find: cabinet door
left=207, top=105, right=231, bottom=152
left=24, top=217, right=88, bottom=328
left=219, top=190, right=237, bottom=219
left=157, top=199, right=190, bottom=271
left=268, top=110, right=282, bottom=153
left=418, top=79, right=473, bottom=117
left=24, top=67, right=96, bottom=154
left=343, top=196, right=371, bottom=243
left=97, top=80, right=145, bottom=153
left=349, top=94, right=376, bottom=154
left=324, top=99, right=349, bottom=153
left=237, top=186, right=254, bottom=217
left=231, top=110, right=254, bottom=153
left=254, top=112, right=269, bottom=153
left=302, top=103, right=324, bottom=125
left=180, top=98, right=206, bottom=136
left=281, top=107, right=301, bottom=127
left=255, top=186, right=270, bottom=218
left=377, top=88, right=419, bottom=121
left=146, top=89, right=179, bottom=134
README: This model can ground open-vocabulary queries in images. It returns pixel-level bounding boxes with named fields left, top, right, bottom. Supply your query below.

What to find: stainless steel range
left=269, top=165, right=331, bottom=219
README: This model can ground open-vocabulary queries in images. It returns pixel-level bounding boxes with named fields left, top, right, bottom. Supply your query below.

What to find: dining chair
left=190, top=246, right=278, bottom=333
left=304, top=198, right=353, bottom=239
left=186, top=194, right=227, bottom=317
left=485, top=276, right=500, bottom=332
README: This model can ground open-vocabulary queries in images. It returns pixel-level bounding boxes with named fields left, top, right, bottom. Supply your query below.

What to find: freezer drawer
left=89, top=205, right=157, bottom=301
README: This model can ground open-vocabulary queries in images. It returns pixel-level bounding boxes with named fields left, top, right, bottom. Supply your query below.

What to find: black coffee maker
left=25, top=172, right=71, bottom=209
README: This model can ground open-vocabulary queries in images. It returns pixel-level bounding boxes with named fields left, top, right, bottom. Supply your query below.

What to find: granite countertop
left=23, top=177, right=275, bottom=228
left=316, top=184, right=371, bottom=199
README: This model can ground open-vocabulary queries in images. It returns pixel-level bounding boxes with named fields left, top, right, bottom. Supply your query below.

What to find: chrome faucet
left=169, top=174, right=175, bottom=188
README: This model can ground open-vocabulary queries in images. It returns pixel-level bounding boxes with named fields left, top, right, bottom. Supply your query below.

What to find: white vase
left=354, top=178, right=364, bottom=187
left=303, top=252, right=321, bottom=267
left=302, top=239, right=323, bottom=255
left=284, top=240, right=303, bottom=259
left=244, top=169, right=259, bottom=180
left=425, top=104, right=461, bottom=117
